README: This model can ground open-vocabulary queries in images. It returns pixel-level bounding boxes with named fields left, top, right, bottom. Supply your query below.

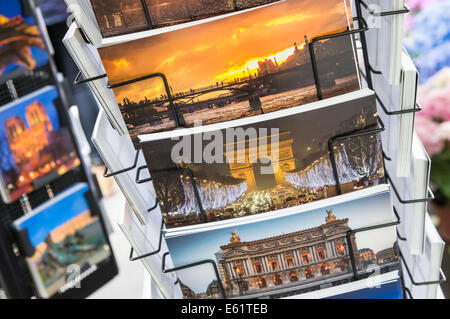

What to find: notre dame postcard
left=98, top=0, right=359, bottom=146
left=165, top=186, right=400, bottom=299
left=139, top=89, right=384, bottom=229
left=0, top=86, right=80, bottom=203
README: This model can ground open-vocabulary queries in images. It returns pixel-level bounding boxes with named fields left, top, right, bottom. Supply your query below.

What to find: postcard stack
left=67, top=0, right=443, bottom=299
left=0, top=84, right=118, bottom=297
left=0, top=0, right=118, bottom=299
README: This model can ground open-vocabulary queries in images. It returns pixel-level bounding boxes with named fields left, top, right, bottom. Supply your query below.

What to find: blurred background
left=404, top=0, right=450, bottom=297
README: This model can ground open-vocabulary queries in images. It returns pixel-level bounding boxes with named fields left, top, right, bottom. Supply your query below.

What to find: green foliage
left=431, top=148, right=450, bottom=200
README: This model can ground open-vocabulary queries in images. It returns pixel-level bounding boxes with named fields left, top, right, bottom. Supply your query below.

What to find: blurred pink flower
left=426, top=67, right=450, bottom=88
left=407, top=0, right=441, bottom=11
left=405, top=15, right=415, bottom=31
left=417, top=68, right=450, bottom=121
left=415, top=116, right=445, bottom=156
left=437, top=121, right=450, bottom=141
left=418, top=86, right=450, bottom=121
left=405, top=0, right=442, bottom=31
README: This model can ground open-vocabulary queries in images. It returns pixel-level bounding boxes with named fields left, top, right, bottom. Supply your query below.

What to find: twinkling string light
left=167, top=137, right=382, bottom=216
left=354, top=136, right=383, bottom=181
left=173, top=177, right=247, bottom=216
left=285, top=141, right=382, bottom=189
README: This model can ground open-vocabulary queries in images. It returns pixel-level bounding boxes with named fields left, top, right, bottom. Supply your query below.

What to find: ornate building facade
left=5, top=101, right=55, bottom=186
left=358, top=248, right=375, bottom=263
left=376, top=246, right=398, bottom=265
left=217, top=210, right=359, bottom=297
left=179, top=281, right=197, bottom=299
left=6, top=100, right=53, bottom=161
left=3, top=100, right=80, bottom=199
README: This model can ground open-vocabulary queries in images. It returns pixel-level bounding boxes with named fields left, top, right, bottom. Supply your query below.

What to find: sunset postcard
left=99, top=0, right=359, bottom=146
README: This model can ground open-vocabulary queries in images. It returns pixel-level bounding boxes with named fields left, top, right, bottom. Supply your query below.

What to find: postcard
left=90, top=0, right=283, bottom=38
left=0, top=2, right=48, bottom=77
left=99, top=0, right=359, bottom=147
left=165, top=188, right=399, bottom=299
left=90, top=0, right=150, bottom=38
left=12, top=183, right=113, bottom=298
left=0, top=86, right=81, bottom=203
left=326, top=277, right=403, bottom=299
left=174, top=263, right=226, bottom=299
left=284, top=272, right=403, bottom=299
left=139, top=89, right=384, bottom=229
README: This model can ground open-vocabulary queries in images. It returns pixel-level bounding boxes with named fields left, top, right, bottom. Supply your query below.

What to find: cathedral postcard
left=164, top=186, right=400, bottom=299
left=98, top=0, right=359, bottom=147
left=0, top=86, right=81, bottom=203
left=139, top=89, right=385, bottom=229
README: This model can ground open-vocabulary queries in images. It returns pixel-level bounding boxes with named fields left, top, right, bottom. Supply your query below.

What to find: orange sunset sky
left=99, top=0, right=352, bottom=102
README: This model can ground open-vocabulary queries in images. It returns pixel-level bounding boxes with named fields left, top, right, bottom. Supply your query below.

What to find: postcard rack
left=99, top=112, right=442, bottom=299
left=71, top=0, right=447, bottom=299
left=0, top=82, right=106, bottom=299
left=103, top=140, right=429, bottom=299
left=0, top=2, right=113, bottom=299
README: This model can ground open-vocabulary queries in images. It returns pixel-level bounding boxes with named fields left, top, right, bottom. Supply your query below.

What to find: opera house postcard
left=165, top=186, right=400, bottom=299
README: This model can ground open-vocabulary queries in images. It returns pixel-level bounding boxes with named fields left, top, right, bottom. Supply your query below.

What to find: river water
left=129, top=75, right=359, bottom=146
